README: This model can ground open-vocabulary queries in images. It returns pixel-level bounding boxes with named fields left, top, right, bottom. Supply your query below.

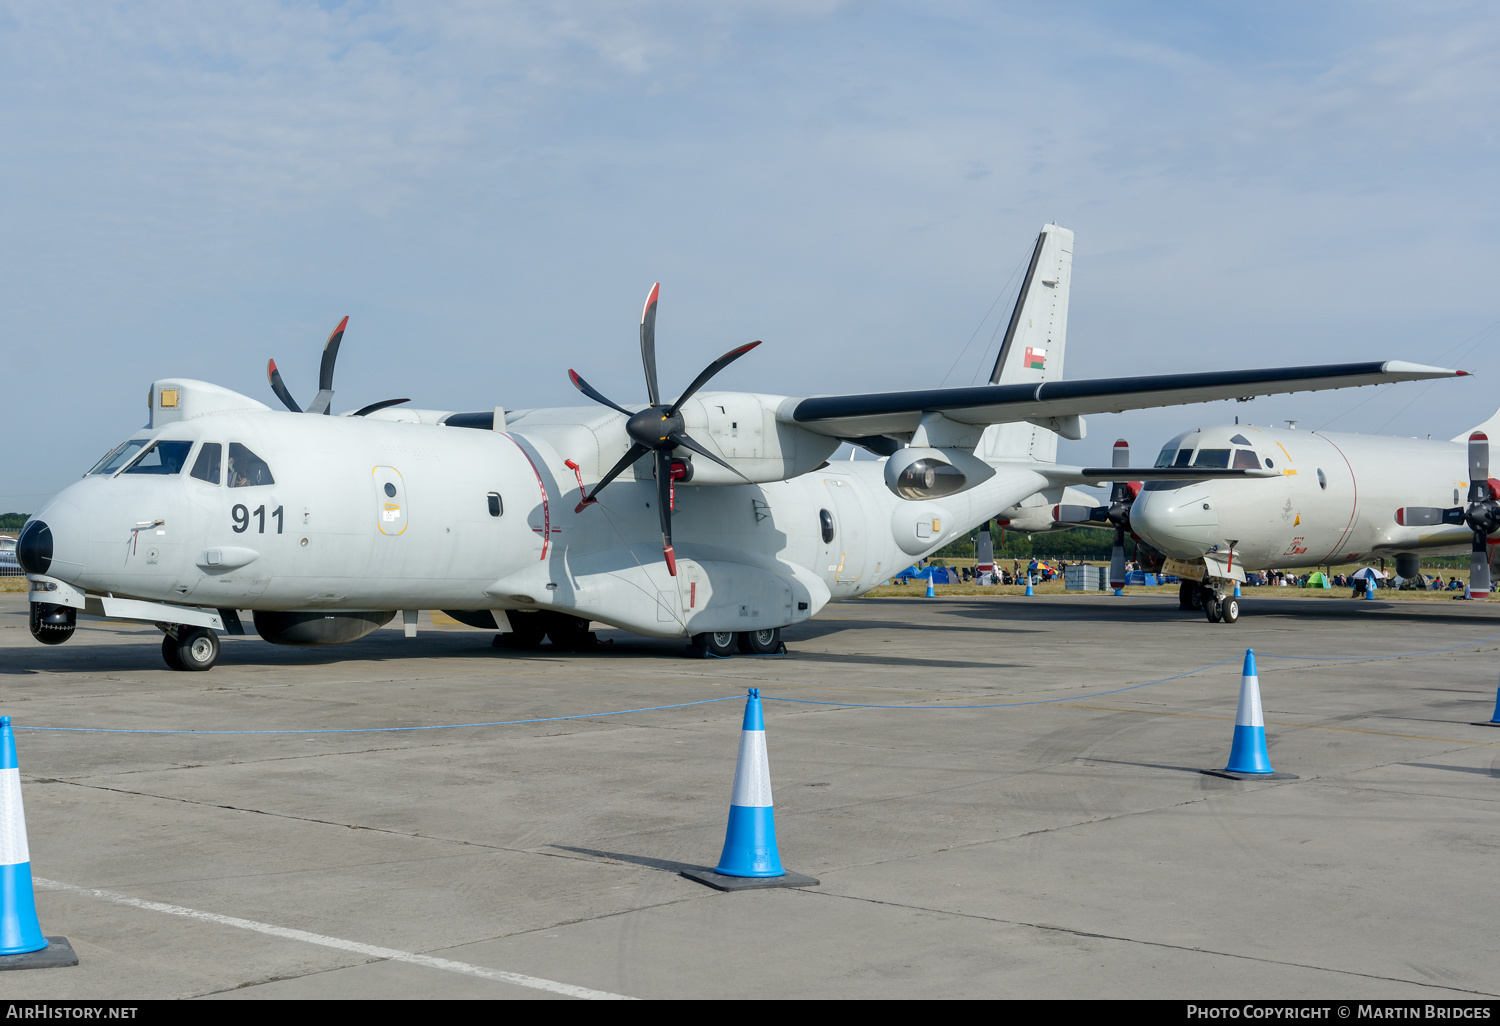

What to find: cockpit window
left=1155, top=446, right=1176, bottom=468
left=88, top=439, right=147, bottom=476
left=122, top=440, right=194, bottom=475
left=1229, top=433, right=1252, bottom=446
left=191, top=443, right=222, bottom=484
left=1193, top=449, right=1231, bottom=469
left=227, top=443, right=274, bottom=487
left=1232, top=449, right=1261, bottom=470
left=1172, top=449, right=1195, bottom=467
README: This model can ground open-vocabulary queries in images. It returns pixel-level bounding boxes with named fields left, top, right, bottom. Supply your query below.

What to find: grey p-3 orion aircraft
left=16, top=225, right=1465, bottom=670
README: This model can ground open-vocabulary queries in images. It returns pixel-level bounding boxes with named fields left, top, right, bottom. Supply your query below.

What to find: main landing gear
left=687, top=627, right=785, bottom=659
left=160, top=625, right=221, bottom=671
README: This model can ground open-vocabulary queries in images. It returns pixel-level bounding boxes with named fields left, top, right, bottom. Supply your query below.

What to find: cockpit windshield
left=1193, top=449, right=1231, bottom=469
left=87, top=439, right=148, bottom=476
left=122, top=440, right=195, bottom=476
left=1155, top=446, right=1175, bottom=468
left=1232, top=449, right=1261, bottom=469
left=227, top=443, right=275, bottom=488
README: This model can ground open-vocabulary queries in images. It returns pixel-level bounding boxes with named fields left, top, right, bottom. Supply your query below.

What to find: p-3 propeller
left=1052, top=439, right=1139, bottom=591
left=1396, top=430, right=1500, bottom=598
left=569, top=283, right=762, bottom=575
left=266, top=316, right=410, bottom=417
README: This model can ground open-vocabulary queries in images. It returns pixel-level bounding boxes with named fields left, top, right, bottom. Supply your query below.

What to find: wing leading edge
left=787, top=361, right=1464, bottom=438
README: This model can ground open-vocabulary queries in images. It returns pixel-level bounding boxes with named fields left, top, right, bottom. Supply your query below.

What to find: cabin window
left=227, top=443, right=275, bottom=487
left=190, top=443, right=222, bottom=484
left=1193, top=449, right=1231, bottom=469
left=487, top=492, right=503, bottom=517
left=1229, top=433, right=1252, bottom=446
left=88, top=439, right=148, bottom=475
left=122, top=439, right=194, bottom=475
left=1154, top=446, right=1176, bottom=468
left=1264, top=457, right=1275, bottom=468
left=1172, top=449, right=1194, bottom=467
left=1232, top=449, right=1261, bottom=469
left=819, top=508, right=835, bottom=544
left=1317, top=468, right=1327, bottom=490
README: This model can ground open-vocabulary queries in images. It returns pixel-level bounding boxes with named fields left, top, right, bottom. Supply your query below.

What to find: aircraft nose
left=17, top=500, right=87, bottom=583
left=1131, top=487, right=1220, bottom=556
left=15, top=519, right=51, bottom=575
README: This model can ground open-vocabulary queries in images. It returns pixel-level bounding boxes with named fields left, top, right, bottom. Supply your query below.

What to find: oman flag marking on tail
left=1025, top=347, right=1046, bottom=370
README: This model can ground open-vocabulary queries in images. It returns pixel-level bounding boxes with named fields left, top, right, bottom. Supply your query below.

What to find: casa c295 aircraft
left=15, top=225, right=1464, bottom=670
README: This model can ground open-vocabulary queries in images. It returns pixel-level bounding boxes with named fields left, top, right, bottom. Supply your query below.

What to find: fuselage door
left=374, top=467, right=408, bottom=536
left=823, top=478, right=866, bottom=583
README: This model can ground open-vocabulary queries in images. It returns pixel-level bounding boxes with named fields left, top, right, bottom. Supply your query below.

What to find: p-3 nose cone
left=1131, top=488, right=1221, bottom=556
left=15, top=520, right=51, bottom=576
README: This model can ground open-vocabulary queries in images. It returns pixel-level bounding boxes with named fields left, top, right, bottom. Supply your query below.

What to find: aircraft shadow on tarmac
left=1400, top=762, right=1500, bottom=777
left=920, top=595, right=1500, bottom=628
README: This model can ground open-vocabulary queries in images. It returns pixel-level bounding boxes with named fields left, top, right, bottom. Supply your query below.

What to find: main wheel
left=737, top=627, right=782, bottom=654
left=1221, top=596, right=1240, bottom=623
left=497, top=613, right=547, bottom=649
left=174, top=627, right=220, bottom=671
left=161, top=633, right=185, bottom=671
left=687, top=631, right=738, bottom=659
left=544, top=614, right=595, bottom=651
left=1205, top=597, right=1223, bottom=624
left=1179, top=580, right=1204, bottom=611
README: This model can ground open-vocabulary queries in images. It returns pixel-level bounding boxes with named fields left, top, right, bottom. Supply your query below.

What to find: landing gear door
left=374, top=467, right=408, bottom=536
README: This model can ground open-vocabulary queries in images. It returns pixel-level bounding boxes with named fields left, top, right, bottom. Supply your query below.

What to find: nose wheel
left=1204, top=591, right=1240, bottom=625
left=161, top=627, right=220, bottom=671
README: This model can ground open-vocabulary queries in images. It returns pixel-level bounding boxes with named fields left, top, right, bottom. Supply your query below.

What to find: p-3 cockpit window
left=191, top=443, right=223, bottom=484
left=88, top=439, right=147, bottom=476
left=1232, top=449, right=1261, bottom=469
left=122, top=440, right=195, bottom=475
left=227, top=443, right=275, bottom=488
left=1192, top=449, right=1230, bottom=469
left=1154, top=446, right=1176, bottom=468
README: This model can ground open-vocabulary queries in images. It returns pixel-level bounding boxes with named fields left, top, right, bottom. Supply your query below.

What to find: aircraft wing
left=784, top=361, right=1464, bottom=438
left=1048, top=466, right=1280, bottom=487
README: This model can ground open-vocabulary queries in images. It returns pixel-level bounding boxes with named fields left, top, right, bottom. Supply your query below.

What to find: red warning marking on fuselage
left=504, top=434, right=551, bottom=560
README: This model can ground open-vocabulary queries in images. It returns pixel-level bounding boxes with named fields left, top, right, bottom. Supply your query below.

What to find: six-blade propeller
left=569, top=283, right=762, bottom=575
left=266, top=316, right=409, bottom=417
left=1052, top=439, right=1141, bottom=590
left=1396, top=431, right=1500, bottom=598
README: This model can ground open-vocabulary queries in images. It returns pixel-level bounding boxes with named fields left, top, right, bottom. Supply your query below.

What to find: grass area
left=0, top=578, right=27, bottom=593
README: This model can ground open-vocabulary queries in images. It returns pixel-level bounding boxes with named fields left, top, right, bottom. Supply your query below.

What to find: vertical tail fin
left=980, top=224, right=1074, bottom=462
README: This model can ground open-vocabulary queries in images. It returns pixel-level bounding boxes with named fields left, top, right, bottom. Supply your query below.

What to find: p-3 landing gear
left=1203, top=587, right=1240, bottom=625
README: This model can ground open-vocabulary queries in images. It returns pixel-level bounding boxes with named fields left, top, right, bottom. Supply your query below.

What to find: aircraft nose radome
left=15, top=520, right=51, bottom=575
left=1132, top=488, right=1220, bottom=557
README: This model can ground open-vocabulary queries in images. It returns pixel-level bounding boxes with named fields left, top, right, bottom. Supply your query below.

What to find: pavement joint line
left=801, top=889, right=1500, bottom=997
left=1065, top=703, right=1500, bottom=746
left=32, top=877, right=634, bottom=1000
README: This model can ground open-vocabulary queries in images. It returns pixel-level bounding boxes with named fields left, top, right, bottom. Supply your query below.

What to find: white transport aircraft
left=15, top=225, right=1464, bottom=670
left=1119, top=415, right=1500, bottom=623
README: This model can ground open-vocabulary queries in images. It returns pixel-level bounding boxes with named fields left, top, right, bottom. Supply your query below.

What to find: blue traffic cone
left=1024, top=576, right=1034, bottom=596
left=0, top=718, right=46, bottom=956
left=925, top=577, right=935, bottom=598
left=1364, top=578, right=1375, bottom=600
left=1223, top=650, right=1274, bottom=775
left=714, top=689, right=785, bottom=878
left=1233, top=582, right=1242, bottom=598
left=1489, top=681, right=1500, bottom=724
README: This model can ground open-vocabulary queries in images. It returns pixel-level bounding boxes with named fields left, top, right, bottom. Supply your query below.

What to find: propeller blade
left=666, top=340, right=763, bottom=416
left=1471, top=530, right=1491, bottom=598
left=267, top=360, right=302, bottom=413
left=656, top=449, right=676, bottom=575
left=667, top=432, right=750, bottom=481
left=1112, top=439, right=1129, bottom=470
left=306, top=316, right=348, bottom=416
left=352, top=398, right=410, bottom=417
left=568, top=370, right=633, bottom=416
left=1109, top=438, right=1131, bottom=505
left=1395, top=507, right=1464, bottom=527
left=576, top=442, right=650, bottom=511
left=1470, top=432, right=1490, bottom=503
left=640, top=283, right=661, bottom=407
left=1109, top=527, right=1128, bottom=590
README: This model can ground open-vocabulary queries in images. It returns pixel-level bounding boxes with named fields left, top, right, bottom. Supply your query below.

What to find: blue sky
left=3, top=1, right=1498, bottom=511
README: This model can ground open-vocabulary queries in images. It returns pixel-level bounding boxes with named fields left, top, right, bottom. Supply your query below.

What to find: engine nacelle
left=253, top=610, right=396, bottom=646
left=885, top=448, right=967, bottom=499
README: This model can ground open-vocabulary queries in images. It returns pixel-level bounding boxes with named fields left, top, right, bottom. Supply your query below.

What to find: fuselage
left=1129, top=423, right=1494, bottom=569
left=26, top=392, right=1051, bottom=638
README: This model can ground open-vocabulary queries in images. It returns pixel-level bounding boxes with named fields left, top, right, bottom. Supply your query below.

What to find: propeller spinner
left=1395, top=431, right=1500, bottom=598
left=569, top=283, right=762, bottom=575
left=266, top=316, right=409, bottom=417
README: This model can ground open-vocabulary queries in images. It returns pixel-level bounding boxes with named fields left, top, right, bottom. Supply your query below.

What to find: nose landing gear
left=161, top=626, right=220, bottom=671
left=1202, top=586, right=1240, bottom=625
